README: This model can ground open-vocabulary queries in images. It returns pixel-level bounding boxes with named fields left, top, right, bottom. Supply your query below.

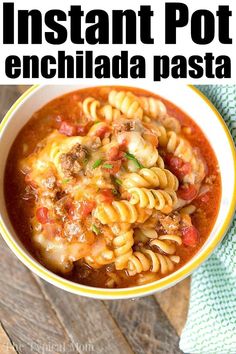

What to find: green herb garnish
left=91, top=224, right=100, bottom=235
left=92, top=159, right=103, bottom=169
left=112, top=189, right=119, bottom=196
left=115, top=178, right=122, bottom=186
left=103, top=163, right=113, bottom=169
left=93, top=120, right=101, bottom=125
left=124, top=152, right=144, bottom=169
left=62, top=178, right=70, bottom=184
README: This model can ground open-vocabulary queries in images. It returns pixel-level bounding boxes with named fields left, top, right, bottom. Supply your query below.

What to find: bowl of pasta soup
left=0, top=84, right=235, bottom=299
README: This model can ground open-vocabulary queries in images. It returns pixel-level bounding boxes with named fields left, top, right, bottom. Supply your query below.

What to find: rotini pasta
left=82, top=97, right=101, bottom=120
left=100, top=104, right=121, bottom=122
left=160, top=116, right=181, bottom=133
left=149, top=239, right=176, bottom=254
left=139, top=96, right=167, bottom=118
left=134, top=228, right=158, bottom=244
left=94, top=201, right=151, bottom=224
left=109, top=90, right=143, bottom=120
left=156, top=155, right=165, bottom=169
left=150, top=234, right=182, bottom=255
left=127, top=248, right=180, bottom=276
left=136, top=272, right=159, bottom=285
left=121, top=167, right=178, bottom=190
left=128, top=188, right=177, bottom=213
left=113, top=229, right=134, bottom=270
left=83, top=97, right=122, bottom=123
left=84, top=250, right=115, bottom=269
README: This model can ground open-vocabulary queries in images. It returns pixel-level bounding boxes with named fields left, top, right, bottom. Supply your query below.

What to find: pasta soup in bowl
left=0, top=84, right=235, bottom=299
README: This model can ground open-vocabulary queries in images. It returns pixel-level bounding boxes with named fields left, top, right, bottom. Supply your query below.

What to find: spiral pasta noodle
left=128, top=188, right=177, bottom=213
left=136, top=272, right=159, bottom=285
left=105, top=272, right=122, bottom=288
left=149, top=239, right=176, bottom=254
left=83, top=97, right=121, bottom=122
left=156, top=155, right=165, bottom=169
left=139, top=96, right=167, bottom=118
left=121, top=167, right=179, bottom=190
left=84, top=248, right=115, bottom=269
left=160, top=116, right=181, bottom=133
left=82, top=97, right=100, bottom=120
left=158, top=234, right=182, bottom=245
left=109, top=90, right=143, bottom=120
left=180, top=205, right=196, bottom=215
left=127, top=248, right=180, bottom=276
left=150, top=233, right=182, bottom=254
left=100, top=104, right=121, bottom=122
left=134, top=228, right=158, bottom=244
left=94, top=201, right=151, bottom=224
left=113, top=229, right=134, bottom=270
left=166, top=131, right=193, bottom=160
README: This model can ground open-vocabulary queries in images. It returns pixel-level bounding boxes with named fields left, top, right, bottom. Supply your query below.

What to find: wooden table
left=0, top=86, right=190, bottom=354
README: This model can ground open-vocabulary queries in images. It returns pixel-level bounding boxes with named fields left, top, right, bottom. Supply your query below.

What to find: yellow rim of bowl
left=0, top=84, right=236, bottom=298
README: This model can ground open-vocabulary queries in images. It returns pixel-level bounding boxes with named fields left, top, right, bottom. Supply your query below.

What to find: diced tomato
left=108, top=146, right=125, bottom=161
left=182, top=226, right=199, bottom=247
left=102, top=160, right=121, bottom=174
left=165, top=154, right=183, bottom=169
left=77, top=123, right=90, bottom=136
left=118, top=138, right=128, bottom=150
left=36, top=207, right=50, bottom=224
left=68, top=205, right=75, bottom=218
left=95, top=125, right=110, bottom=139
left=96, top=189, right=115, bottom=204
left=165, top=154, right=192, bottom=180
left=79, top=201, right=96, bottom=218
left=59, top=121, right=77, bottom=136
left=178, top=184, right=198, bottom=200
left=64, top=200, right=75, bottom=219
left=179, top=162, right=192, bottom=177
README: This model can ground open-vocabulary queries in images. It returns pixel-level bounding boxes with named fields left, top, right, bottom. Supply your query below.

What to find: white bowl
left=0, top=84, right=235, bottom=299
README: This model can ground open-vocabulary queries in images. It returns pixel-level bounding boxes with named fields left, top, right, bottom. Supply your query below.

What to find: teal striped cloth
left=180, top=85, right=236, bottom=354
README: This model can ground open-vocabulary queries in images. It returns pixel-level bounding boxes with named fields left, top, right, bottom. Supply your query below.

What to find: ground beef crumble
left=60, top=144, right=88, bottom=177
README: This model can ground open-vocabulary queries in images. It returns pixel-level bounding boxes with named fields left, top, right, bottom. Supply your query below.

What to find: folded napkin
left=180, top=85, right=236, bottom=354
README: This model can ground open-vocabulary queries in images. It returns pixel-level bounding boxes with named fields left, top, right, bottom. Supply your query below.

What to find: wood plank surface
left=34, top=277, right=134, bottom=354
left=154, top=278, right=190, bottom=336
left=0, top=323, right=17, bottom=354
left=104, top=297, right=183, bottom=354
left=0, top=85, right=190, bottom=354
left=0, top=240, right=78, bottom=354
